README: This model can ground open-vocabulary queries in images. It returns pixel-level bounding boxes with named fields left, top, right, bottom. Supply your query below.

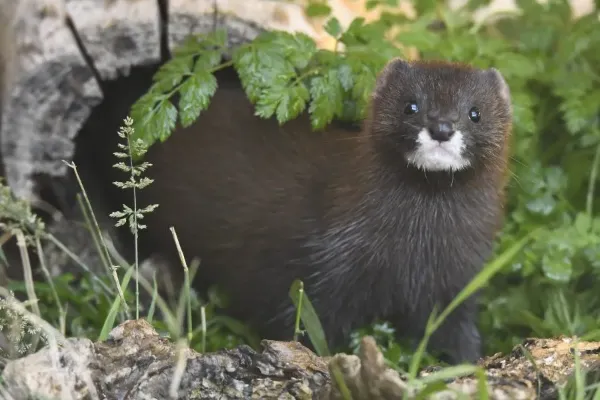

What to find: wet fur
left=134, top=59, right=513, bottom=363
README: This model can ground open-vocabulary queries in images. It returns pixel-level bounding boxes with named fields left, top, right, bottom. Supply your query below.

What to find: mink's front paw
left=429, top=311, right=482, bottom=365
left=447, top=322, right=482, bottom=364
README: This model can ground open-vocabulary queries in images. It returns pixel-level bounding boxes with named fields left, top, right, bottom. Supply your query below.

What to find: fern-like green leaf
left=324, top=17, right=343, bottom=38
left=179, top=72, right=218, bottom=127
left=305, top=1, right=332, bottom=17
left=277, top=84, right=311, bottom=124
left=255, top=85, right=286, bottom=120
left=395, top=29, right=440, bottom=51
left=336, top=63, right=354, bottom=92
left=494, top=52, right=538, bottom=79
left=152, top=100, right=178, bottom=142
left=308, top=70, right=343, bottom=130
left=152, top=56, right=193, bottom=91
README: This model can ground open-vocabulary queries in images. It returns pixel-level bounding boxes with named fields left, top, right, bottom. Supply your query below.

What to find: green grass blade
left=289, top=279, right=331, bottom=356
left=98, top=265, right=134, bottom=341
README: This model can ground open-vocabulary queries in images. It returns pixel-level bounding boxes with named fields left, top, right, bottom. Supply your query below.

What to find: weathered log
left=1, top=318, right=599, bottom=399
left=0, top=0, right=103, bottom=201
left=64, top=0, right=162, bottom=81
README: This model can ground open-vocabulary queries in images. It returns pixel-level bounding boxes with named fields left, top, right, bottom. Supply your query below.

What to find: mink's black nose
left=428, top=121, right=455, bottom=142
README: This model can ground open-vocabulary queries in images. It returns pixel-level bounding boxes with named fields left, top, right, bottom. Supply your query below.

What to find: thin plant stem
left=170, top=226, right=193, bottom=343
left=15, top=229, right=41, bottom=352
left=169, top=338, right=188, bottom=398
left=76, top=193, right=111, bottom=275
left=147, top=271, right=158, bottom=323
left=201, top=306, right=206, bottom=353
left=103, top=236, right=136, bottom=321
left=34, top=235, right=65, bottom=335
left=44, top=233, right=114, bottom=296
left=586, top=141, right=600, bottom=217
left=63, top=161, right=128, bottom=310
left=124, top=132, right=140, bottom=320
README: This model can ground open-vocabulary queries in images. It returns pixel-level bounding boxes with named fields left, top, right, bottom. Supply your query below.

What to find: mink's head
left=367, top=58, right=512, bottom=173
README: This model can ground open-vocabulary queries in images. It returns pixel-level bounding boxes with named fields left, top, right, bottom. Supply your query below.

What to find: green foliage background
left=126, top=0, right=600, bottom=360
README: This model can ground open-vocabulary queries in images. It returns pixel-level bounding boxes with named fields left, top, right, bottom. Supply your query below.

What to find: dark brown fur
left=135, top=58, right=513, bottom=363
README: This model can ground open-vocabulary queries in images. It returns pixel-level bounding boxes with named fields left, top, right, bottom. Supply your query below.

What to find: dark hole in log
left=71, top=61, right=244, bottom=264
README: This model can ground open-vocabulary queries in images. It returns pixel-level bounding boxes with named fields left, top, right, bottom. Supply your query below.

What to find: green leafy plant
left=129, top=17, right=400, bottom=147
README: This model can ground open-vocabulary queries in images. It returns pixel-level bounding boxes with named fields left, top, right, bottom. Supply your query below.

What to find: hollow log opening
left=72, top=63, right=247, bottom=265
left=1, top=0, right=319, bottom=284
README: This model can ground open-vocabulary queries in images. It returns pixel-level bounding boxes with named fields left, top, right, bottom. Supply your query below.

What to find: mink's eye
left=468, top=107, right=481, bottom=123
left=404, top=101, right=419, bottom=115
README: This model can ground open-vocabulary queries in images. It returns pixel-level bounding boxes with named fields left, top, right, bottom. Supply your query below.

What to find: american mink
left=134, top=58, right=513, bottom=364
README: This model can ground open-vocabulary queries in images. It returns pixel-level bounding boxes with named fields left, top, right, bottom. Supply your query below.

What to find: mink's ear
left=485, top=68, right=511, bottom=106
left=373, top=58, right=411, bottom=99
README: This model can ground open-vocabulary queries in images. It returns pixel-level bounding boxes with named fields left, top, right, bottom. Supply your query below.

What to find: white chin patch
left=405, top=129, right=471, bottom=172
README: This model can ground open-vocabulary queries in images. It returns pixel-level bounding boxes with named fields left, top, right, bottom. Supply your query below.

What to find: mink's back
left=139, top=84, right=361, bottom=248
left=136, top=85, right=368, bottom=328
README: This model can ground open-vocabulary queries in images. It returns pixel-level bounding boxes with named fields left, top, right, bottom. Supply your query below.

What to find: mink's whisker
left=402, top=121, right=421, bottom=130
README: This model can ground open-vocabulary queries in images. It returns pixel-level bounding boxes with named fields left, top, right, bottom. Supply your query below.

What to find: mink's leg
left=427, top=299, right=482, bottom=364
